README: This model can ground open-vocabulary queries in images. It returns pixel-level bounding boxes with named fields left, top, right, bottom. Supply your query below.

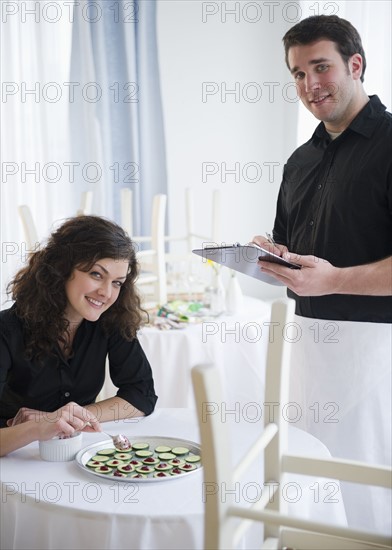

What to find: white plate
left=75, top=436, right=202, bottom=483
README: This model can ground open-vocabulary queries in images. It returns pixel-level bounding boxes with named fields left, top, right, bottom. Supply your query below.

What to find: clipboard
left=192, top=243, right=301, bottom=286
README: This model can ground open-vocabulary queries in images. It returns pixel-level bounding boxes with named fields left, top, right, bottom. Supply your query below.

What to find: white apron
left=289, top=315, right=392, bottom=534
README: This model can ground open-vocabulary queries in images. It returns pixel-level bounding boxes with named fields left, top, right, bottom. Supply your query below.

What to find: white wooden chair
left=165, top=187, right=221, bottom=257
left=120, top=188, right=133, bottom=237
left=76, top=190, right=93, bottom=216
left=191, top=299, right=392, bottom=550
left=164, top=187, right=221, bottom=298
left=19, top=192, right=93, bottom=253
left=121, top=191, right=168, bottom=308
left=18, top=205, right=40, bottom=253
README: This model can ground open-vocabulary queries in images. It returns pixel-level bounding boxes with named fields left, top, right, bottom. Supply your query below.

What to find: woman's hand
left=7, top=402, right=101, bottom=437
left=0, top=403, right=101, bottom=456
left=7, top=407, right=43, bottom=427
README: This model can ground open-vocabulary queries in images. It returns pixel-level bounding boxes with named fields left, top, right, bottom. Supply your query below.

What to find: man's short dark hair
left=283, top=15, right=366, bottom=82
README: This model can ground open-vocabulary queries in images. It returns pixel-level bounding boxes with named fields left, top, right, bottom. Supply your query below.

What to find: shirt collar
left=313, top=95, right=387, bottom=142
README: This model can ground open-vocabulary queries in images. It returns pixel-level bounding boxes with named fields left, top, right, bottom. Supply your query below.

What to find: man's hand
left=252, top=235, right=288, bottom=258
left=259, top=252, right=340, bottom=296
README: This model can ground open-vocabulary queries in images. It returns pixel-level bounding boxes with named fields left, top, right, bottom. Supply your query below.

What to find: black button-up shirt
left=0, top=305, right=158, bottom=426
left=273, top=95, right=392, bottom=322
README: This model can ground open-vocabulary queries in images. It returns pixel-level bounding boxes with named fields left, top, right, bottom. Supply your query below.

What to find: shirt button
left=309, top=220, right=314, bottom=226
left=317, top=184, right=322, bottom=190
left=64, top=392, right=70, bottom=398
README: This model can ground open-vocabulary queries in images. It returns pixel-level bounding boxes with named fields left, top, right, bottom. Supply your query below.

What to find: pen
left=265, top=232, right=277, bottom=247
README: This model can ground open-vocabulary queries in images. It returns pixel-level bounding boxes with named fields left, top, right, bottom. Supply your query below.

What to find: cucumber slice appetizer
left=155, top=462, right=172, bottom=471
left=114, top=453, right=132, bottom=461
left=158, top=452, right=176, bottom=460
left=132, top=442, right=149, bottom=451
left=94, top=465, right=113, bottom=474
left=154, top=471, right=170, bottom=478
left=85, top=439, right=201, bottom=480
left=171, top=467, right=184, bottom=475
left=135, top=465, right=155, bottom=474
left=142, top=457, right=159, bottom=465
left=186, top=455, right=201, bottom=463
left=86, top=460, right=103, bottom=468
left=96, top=448, right=116, bottom=456
left=171, top=447, right=190, bottom=456
left=113, top=471, right=128, bottom=478
left=169, top=458, right=186, bottom=466
left=154, top=445, right=172, bottom=453
left=91, top=454, right=110, bottom=462
left=117, top=463, right=135, bottom=473
left=179, top=463, right=197, bottom=471
left=135, top=450, right=154, bottom=458
left=106, top=459, right=125, bottom=467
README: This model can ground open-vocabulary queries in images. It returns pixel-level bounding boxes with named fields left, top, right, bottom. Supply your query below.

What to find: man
left=254, top=15, right=391, bottom=321
left=253, top=15, right=391, bottom=533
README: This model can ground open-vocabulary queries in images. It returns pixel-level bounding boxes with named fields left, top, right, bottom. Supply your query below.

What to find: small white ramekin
left=39, top=433, right=82, bottom=462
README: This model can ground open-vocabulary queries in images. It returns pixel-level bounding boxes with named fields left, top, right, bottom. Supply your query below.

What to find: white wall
left=157, top=0, right=299, bottom=300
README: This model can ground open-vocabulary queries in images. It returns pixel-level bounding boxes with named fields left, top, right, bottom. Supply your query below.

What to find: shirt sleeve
left=107, top=332, right=158, bottom=416
left=0, top=311, right=15, bottom=401
left=0, top=333, right=12, bottom=401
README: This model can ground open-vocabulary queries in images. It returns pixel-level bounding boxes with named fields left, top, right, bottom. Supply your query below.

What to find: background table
left=100, top=296, right=272, bottom=408
left=0, top=408, right=347, bottom=550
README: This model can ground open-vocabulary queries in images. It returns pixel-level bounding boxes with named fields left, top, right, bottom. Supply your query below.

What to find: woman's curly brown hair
left=8, top=215, right=144, bottom=360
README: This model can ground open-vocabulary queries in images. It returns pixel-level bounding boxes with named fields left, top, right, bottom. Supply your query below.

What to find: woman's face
left=64, top=257, right=129, bottom=325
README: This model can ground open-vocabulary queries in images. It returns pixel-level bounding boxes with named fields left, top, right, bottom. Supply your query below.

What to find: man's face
left=288, top=39, right=363, bottom=132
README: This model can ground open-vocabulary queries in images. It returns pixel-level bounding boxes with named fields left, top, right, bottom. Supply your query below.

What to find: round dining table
left=0, top=408, right=348, bottom=550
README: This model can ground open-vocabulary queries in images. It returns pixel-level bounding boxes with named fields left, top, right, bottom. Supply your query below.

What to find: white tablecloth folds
left=0, top=409, right=347, bottom=550
left=289, top=315, right=392, bottom=535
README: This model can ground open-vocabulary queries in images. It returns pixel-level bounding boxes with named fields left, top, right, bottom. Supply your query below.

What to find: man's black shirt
left=273, top=95, right=392, bottom=322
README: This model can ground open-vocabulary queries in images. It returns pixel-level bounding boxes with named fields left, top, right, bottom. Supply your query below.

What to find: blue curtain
left=69, top=0, right=167, bottom=235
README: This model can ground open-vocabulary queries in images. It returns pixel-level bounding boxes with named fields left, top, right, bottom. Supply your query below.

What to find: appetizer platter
left=75, top=436, right=202, bottom=482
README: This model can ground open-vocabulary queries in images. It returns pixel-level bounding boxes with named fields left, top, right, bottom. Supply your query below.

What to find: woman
left=0, top=215, right=158, bottom=455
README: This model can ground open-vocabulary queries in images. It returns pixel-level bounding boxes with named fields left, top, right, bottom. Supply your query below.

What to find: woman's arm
left=1, top=402, right=101, bottom=456
left=85, top=396, right=145, bottom=423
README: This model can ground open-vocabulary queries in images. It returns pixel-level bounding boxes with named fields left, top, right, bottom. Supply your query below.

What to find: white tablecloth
left=0, top=408, right=347, bottom=550
left=289, top=315, right=392, bottom=535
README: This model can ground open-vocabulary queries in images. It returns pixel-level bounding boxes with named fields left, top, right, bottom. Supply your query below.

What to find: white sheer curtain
left=69, top=0, right=167, bottom=231
left=297, top=0, right=392, bottom=144
left=0, top=2, right=76, bottom=305
left=0, top=0, right=167, bottom=305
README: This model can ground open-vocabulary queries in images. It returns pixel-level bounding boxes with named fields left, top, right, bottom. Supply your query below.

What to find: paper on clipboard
left=192, top=243, right=301, bottom=286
